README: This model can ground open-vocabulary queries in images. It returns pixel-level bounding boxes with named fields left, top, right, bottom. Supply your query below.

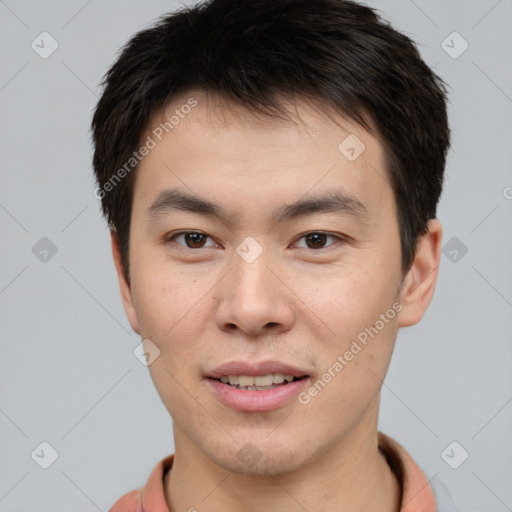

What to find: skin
left=111, top=90, right=442, bottom=512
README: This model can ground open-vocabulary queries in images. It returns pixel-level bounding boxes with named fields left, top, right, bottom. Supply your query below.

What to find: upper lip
left=207, top=360, right=310, bottom=379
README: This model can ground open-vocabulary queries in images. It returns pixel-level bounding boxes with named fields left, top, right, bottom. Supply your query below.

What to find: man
left=91, top=0, right=453, bottom=510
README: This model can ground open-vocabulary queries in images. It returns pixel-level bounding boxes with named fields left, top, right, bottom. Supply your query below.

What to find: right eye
left=165, top=231, right=219, bottom=249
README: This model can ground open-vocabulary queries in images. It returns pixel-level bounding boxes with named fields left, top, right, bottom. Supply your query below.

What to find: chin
left=206, top=437, right=313, bottom=477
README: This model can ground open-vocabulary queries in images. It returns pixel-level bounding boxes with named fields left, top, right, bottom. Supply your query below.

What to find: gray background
left=0, top=0, right=511, bottom=510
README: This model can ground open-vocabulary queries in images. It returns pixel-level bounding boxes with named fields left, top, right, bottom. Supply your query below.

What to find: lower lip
left=206, top=378, right=309, bottom=412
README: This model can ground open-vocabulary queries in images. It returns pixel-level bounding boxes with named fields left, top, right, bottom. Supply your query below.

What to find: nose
left=214, top=244, right=295, bottom=338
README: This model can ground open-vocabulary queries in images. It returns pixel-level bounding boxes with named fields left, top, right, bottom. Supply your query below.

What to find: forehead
left=133, top=91, right=393, bottom=220
left=150, top=90, right=383, bottom=156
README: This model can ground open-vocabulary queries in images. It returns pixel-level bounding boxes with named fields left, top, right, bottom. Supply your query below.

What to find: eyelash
left=165, top=230, right=347, bottom=251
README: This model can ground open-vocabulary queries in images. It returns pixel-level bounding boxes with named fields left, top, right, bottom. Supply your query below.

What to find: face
left=113, top=91, right=440, bottom=476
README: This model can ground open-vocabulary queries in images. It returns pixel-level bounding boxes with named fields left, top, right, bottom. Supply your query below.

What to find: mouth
left=205, top=361, right=311, bottom=412
left=209, top=373, right=308, bottom=391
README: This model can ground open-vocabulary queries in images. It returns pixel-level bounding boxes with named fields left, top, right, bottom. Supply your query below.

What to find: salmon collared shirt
left=109, top=432, right=442, bottom=512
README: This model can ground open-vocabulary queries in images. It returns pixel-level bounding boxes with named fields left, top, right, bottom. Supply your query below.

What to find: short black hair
left=91, top=0, right=451, bottom=284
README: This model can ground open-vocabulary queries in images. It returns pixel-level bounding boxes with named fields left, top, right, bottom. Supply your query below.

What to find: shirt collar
left=378, top=431, right=438, bottom=511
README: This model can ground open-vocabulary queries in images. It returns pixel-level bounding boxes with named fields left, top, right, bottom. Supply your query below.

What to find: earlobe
left=396, top=219, right=443, bottom=327
left=110, top=230, right=141, bottom=335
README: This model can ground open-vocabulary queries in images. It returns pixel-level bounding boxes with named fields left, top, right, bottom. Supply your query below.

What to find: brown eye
left=167, top=231, right=216, bottom=249
left=295, top=232, right=339, bottom=250
left=305, top=233, right=328, bottom=249
left=183, top=232, right=207, bottom=248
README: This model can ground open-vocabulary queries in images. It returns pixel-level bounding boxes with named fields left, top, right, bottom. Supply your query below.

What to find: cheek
left=130, top=259, right=208, bottom=336
left=304, top=315, right=397, bottom=432
left=309, top=267, right=400, bottom=394
left=313, top=270, right=397, bottom=338
left=130, top=264, right=217, bottom=389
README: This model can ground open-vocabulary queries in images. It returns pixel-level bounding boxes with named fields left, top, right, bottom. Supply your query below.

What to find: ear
left=110, top=230, right=141, bottom=335
left=396, top=219, right=443, bottom=327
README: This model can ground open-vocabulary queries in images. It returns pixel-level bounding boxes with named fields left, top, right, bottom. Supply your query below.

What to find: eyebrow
left=147, top=187, right=368, bottom=225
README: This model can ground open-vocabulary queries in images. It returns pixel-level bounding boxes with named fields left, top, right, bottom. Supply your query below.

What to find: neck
left=165, top=403, right=400, bottom=512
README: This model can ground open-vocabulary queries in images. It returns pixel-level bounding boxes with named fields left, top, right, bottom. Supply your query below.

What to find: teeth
left=273, top=374, right=285, bottom=384
left=238, top=375, right=254, bottom=387
left=254, top=375, right=273, bottom=386
left=217, top=373, right=300, bottom=387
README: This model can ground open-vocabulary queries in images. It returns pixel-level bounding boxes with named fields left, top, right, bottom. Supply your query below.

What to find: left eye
left=166, top=231, right=341, bottom=250
left=294, top=232, right=339, bottom=250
